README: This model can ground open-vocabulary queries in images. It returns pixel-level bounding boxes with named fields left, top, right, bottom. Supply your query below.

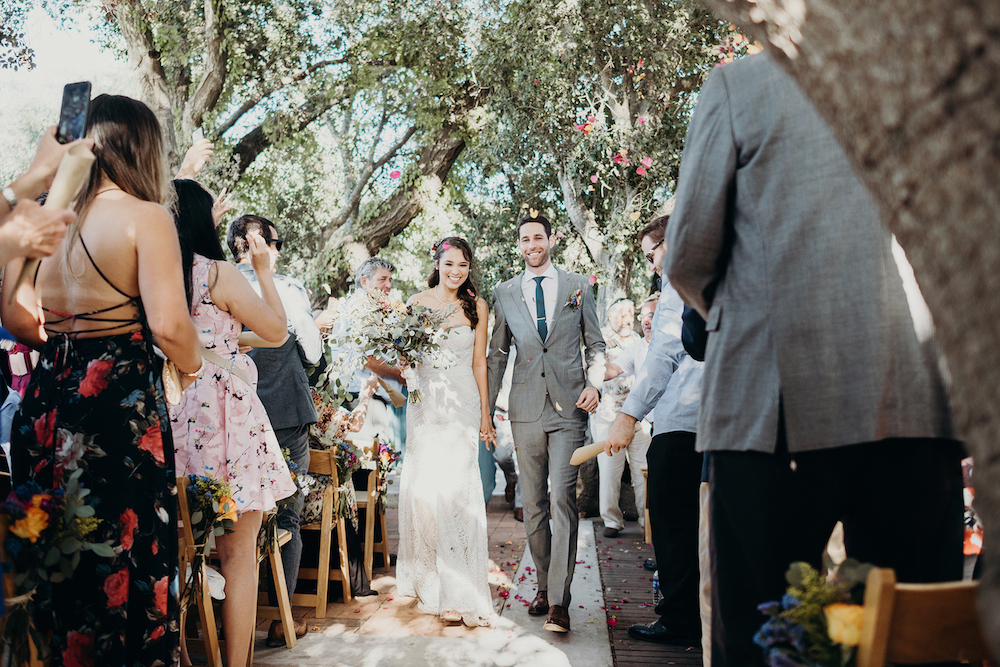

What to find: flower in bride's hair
left=467, top=288, right=475, bottom=297
left=441, top=241, right=450, bottom=251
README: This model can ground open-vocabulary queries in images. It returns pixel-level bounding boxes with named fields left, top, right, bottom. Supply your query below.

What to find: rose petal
left=389, top=170, right=401, bottom=179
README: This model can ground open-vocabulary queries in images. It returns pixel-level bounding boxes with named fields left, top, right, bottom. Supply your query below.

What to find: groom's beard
left=523, top=247, right=550, bottom=269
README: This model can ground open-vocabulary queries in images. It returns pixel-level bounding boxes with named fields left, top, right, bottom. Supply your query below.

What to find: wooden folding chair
left=292, top=448, right=351, bottom=617
left=354, top=460, right=391, bottom=580
left=857, top=567, right=992, bottom=667
left=177, top=476, right=223, bottom=667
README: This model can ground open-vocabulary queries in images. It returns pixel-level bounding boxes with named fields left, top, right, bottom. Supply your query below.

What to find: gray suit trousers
left=510, top=396, right=586, bottom=607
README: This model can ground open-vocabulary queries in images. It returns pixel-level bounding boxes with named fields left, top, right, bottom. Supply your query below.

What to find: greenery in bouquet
left=309, top=389, right=352, bottom=449
left=319, top=288, right=450, bottom=405
left=182, top=475, right=238, bottom=606
left=0, top=469, right=111, bottom=664
left=335, top=440, right=365, bottom=527
left=755, top=560, right=873, bottom=667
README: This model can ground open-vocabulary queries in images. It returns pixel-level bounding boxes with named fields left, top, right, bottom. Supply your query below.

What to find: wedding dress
left=396, top=325, right=494, bottom=626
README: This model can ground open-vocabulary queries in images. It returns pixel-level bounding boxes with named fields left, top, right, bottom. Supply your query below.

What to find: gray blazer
left=664, top=54, right=954, bottom=454
left=487, top=267, right=606, bottom=423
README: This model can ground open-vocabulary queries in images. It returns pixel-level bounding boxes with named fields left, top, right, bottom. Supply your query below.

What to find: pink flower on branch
left=590, top=175, right=599, bottom=183
left=636, top=166, right=647, bottom=176
left=613, top=154, right=628, bottom=165
left=389, top=170, right=401, bottom=179
left=641, top=157, right=653, bottom=168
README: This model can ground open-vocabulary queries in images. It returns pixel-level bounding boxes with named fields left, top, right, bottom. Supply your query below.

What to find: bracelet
left=2, top=186, right=18, bottom=211
left=178, top=360, right=204, bottom=378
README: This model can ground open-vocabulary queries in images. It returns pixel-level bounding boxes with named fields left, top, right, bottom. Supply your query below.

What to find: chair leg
left=336, top=517, right=352, bottom=603
left=379, top=510, right=391, bottom=573
left=363, top=502, right=375, bottom=581
left=316, top=522, right=333, bottom=618
left=197, top=563, right=224, bottom=667
left=268, top=535, right=297, bottom=648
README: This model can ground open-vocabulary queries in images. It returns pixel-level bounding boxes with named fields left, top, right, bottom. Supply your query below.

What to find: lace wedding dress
left=396, top=326, right=494, bottom=626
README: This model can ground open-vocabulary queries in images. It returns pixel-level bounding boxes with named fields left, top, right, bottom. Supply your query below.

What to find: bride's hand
left=479, top=416, right=497, bottom=449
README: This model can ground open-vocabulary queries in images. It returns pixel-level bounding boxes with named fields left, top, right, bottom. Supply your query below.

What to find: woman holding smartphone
left=2, top=95, right=201, bottom=666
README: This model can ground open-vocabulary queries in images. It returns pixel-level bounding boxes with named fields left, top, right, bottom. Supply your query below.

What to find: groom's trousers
left=511, top=395, right=587, bottom=608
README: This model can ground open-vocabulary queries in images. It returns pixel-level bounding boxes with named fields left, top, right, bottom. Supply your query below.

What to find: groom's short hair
left=517, top=213, right=552, bottom=238
left=638, top=215, right=669, bottom=245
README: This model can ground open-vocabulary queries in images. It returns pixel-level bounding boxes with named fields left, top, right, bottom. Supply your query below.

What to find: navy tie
left=534, top=276, right=547, bottom=340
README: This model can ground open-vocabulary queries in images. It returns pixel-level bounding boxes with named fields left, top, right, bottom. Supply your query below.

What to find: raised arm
left=211, top=233, right=287, bottom=343
left=663, top=65, right=737, bottom=318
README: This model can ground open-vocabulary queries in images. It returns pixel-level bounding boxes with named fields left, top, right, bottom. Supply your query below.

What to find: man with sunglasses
left=605, top=215, right=705, bottom=649
left=228, top=215, right=323, bottom=646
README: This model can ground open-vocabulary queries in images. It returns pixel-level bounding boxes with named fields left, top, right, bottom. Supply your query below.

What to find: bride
left=396, top=236, right=497, bottom=626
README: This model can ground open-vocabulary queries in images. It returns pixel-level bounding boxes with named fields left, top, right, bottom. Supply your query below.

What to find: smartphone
left=192, top=127, right=204, bottom=143
left=56, top=81, right=92, bottom=144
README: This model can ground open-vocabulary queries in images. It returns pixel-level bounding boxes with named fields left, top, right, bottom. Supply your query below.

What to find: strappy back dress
left=169, top=254, right=295, bottom=513
left=10, top=236, right=180, bottom=666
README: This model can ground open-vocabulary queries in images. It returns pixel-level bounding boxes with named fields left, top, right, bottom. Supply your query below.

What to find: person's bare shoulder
left=408, top=289, right=434, bottom=307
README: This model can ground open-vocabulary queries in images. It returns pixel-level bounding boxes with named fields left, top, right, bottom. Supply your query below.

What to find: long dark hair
left=428, top=236, right=479, bottom=327
left=172, top=179, right=226, bottom=308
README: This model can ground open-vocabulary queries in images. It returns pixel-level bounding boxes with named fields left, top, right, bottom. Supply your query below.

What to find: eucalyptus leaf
left=89, top=542, right=116, bottom=558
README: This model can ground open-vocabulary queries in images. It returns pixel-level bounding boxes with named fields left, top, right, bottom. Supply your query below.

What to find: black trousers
left=709, top=436, right=965, bottom=667
left=647, top=431, right=703, bottom=636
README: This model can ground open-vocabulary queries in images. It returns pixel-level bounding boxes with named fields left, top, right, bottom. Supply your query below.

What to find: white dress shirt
left=520, top=264, right=559, bottom=333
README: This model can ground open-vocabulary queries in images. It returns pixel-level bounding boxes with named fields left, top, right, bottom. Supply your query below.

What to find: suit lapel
left=543, top=267, right=572, bottom=342
left=508, top=276, right=544, bottom=344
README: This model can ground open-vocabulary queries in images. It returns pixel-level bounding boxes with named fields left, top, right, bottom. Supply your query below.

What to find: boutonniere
left=566, top=289, right=583, bottom=310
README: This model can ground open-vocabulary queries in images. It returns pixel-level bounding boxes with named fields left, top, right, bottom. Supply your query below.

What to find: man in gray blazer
left=487, top=213, right=606, bottom=633
left=664, top=54, right=964, bottom=667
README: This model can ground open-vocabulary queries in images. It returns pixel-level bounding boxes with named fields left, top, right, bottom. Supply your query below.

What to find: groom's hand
left=576, top=386, right=600, bottom=414
left=605, top=413, right=638, bottom=455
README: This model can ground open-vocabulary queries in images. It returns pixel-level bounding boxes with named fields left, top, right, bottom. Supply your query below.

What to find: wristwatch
left=2, top=186, right=18, bottom=212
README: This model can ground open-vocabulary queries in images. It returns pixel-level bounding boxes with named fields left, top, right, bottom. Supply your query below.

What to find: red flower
left=62, top=630, right=94, bottom=667
left=120, top=508, right=138, bottom=551
left=613, top=154, right=628, bottom=165
left=104, top=568, right=129, bottom=608
left=139, top=423, right=165, bottom=464
left=78, top=359, right=112, bottom=397
left=149, top=626, right=164, bottom=641
left=154, top=575, right=168, bottom=615
left=34, top=410, right=56, bottom=447
left=607, top=617, right=619, bottom=627
left=130, top=330, right=143, bottom=342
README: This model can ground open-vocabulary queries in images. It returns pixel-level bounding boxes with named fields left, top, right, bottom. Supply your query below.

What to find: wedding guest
left=664, top=53, right=963, bottom=667
left=170, top=180, right=296, bottom=666
left=592, top=297, right=645, bottom=538
left=1, top=95, right=201, bottom=665
left=598, top=295, right=656, bottom=537
left=605, top=215, right=704, bottom=648
left=227, top=215, right=324, bottom=646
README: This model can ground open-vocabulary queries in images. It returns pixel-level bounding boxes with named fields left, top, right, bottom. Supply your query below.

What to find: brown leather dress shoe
left=544, top=605, right=570, bottom=633
left=265, top=618, right=308, bottom=648
left=513, top=507, right=524, bottom=522
left=527, top=591, right=549, bottom=616
left=504, top=479, right=516, bottom=504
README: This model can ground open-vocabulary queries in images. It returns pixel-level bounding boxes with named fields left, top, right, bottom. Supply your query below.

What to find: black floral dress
left=10, top=329, right=179, bottom=667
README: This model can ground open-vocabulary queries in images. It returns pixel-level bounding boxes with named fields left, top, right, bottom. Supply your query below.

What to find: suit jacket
left=487, top=267, right=606, bottom=423
left=238, top=264, right=323, bottom=430
left=664, top=54, right=954, bottom=454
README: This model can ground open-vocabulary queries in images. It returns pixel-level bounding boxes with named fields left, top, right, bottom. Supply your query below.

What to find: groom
left=488, top=212, right=606, bottom=633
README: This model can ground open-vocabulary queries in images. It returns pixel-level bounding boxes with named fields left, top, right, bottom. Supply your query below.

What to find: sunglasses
left=268, top=238, right=284, bottom=252
left=644, top=240, right=663, bottom=264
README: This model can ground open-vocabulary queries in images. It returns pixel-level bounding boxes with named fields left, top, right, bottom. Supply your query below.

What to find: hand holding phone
left=56, top=81, right=91, bottom=144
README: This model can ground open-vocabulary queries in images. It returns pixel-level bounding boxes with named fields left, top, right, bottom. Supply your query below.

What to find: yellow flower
left=11, top=506, right=50, bottom=543
left=218, top=496, right=238, bottom=524
left=824, top=602, right=864, bottom=646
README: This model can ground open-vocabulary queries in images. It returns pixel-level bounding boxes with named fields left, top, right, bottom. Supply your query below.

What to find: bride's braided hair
left=428, top=236, right=479, bottom=327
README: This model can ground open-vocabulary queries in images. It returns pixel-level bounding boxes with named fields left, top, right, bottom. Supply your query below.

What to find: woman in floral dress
left=1, top=95, right=202, bottom=666
left=169, top=179, right=296, bottom=666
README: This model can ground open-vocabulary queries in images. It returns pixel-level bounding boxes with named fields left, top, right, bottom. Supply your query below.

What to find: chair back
left=307, top=448, right=338, bottom=479
left=857, top=567, right=991, bottom=667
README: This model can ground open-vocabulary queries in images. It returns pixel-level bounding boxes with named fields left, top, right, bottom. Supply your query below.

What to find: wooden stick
left=570, top=440, right=607, bottom=466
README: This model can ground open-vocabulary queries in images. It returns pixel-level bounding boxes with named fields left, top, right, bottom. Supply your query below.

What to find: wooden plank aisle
left=594, top=520, right=703, bottom=666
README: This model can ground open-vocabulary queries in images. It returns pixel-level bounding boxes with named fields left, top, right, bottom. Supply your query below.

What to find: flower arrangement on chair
left=755, top=559, right=873, bottom=667
left=181, top=475, right=237, bottom=608
left=0, top=469, right=111, bottom=665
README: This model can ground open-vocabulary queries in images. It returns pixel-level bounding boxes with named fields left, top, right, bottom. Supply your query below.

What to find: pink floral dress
left=169, top=255, right=296, bottom=513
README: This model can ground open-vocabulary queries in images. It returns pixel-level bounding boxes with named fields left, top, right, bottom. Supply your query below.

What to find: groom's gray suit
left=488, top=267, right=605, bottom=608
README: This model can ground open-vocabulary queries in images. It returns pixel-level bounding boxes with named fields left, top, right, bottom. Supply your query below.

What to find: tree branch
left=183, top=0, right=227, bottom=135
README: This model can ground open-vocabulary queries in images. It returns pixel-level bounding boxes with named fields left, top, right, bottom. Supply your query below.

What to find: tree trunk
left=700, top=0, right=1000, bottom=651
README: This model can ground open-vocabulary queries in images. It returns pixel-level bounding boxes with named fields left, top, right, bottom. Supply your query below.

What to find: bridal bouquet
left=755, top=560, right=873, bottom=667
left=0, top=469, right=111, bottom=665
left=321, top=289, right=449, bottom=404
left=181, top=475, right=238, bottom=606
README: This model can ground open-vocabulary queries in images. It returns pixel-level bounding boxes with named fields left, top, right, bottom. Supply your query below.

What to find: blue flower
left=781, top=593, right=801, bottom=610
left=758, top=600, right=781, bottom=616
